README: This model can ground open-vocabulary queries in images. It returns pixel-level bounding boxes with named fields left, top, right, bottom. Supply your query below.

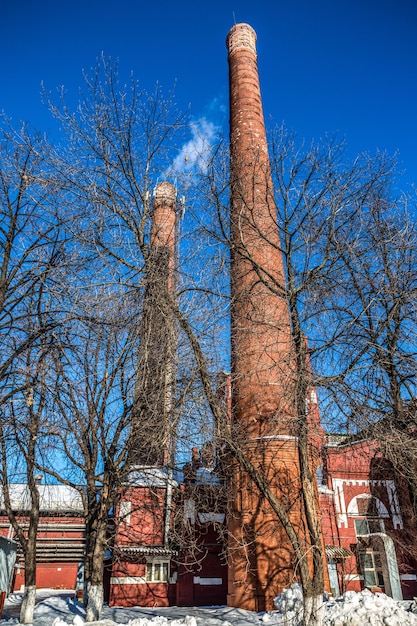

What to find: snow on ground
left=1, top=593, right=262, bottom=626
left=324, top=589, right=417, bottom=626
left=270, top=585, right=417, bottom=626
left=2, top=587, right=417, bottom=626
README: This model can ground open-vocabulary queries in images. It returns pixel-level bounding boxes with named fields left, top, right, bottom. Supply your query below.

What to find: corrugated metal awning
left=325, top=545, right=353, bottom=559
left=116, top=545, right=177, bottom=557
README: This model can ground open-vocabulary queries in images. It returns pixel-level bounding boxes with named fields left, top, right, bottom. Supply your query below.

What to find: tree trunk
left=20, top=506, right=38, bottom=624
left=20, top=585, right=36, bottom=624
left=85, top=581, right=104, bottom=622
left=84, top=518, right=107, bottom=622
left=304, top=593, right=324, bottom=626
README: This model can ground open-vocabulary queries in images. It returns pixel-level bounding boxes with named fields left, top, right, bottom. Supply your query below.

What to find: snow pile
left=126, top=617, right=197, bottom=626
left=4, top=588, right=417, bottom=626
left=269, top=586, right=417, bottom=626
left=50, top=616, right=198, bottom=626
left=272, top=584, right=304, bottom=625
left=52, top=617, right=84, bottom=626
left=325, top=589, right=417, bottom=626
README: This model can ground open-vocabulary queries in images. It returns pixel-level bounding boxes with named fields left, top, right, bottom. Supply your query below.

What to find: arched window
left=347, top=493, right=389, bottom=537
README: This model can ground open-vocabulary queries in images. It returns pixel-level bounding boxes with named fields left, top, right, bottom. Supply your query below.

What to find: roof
left=0, top=484, right=84, bottom=513
left=115, top=545, right=177, bottom=557
left=325, top=545, right=353, bottom=559
left=127, top=467, right=178, bottom=488
left=326, top=402, right=417, bottom=448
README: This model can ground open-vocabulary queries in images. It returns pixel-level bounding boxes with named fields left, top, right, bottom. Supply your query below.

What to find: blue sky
left=1, top=0, right=417, bottom=190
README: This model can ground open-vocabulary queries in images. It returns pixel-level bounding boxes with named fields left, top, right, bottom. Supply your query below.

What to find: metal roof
left=325, top=545, right=353, bottom=559
left=0, top=484, right=84, bottom=513
left=116, top=545, right=177, bottom=557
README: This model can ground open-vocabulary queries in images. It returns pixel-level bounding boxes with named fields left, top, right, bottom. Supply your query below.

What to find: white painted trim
left=386, top=480, right=403, bottom=529
left=193, top=576, right=222, bottom=585
left=347, top=493, right=389, bottom=518
left=110, top=576, right=174, bottom=585
left=400, top=574, right=417, bottom=581
left=119, top=500, right=131, bottom=526
left=331, top=478, right=404, bottom=530
left=251, top=435, right=298, bottom=441
left=332, top=479, right=348, bottom=528
left=110, top=576, right=147, bottom=585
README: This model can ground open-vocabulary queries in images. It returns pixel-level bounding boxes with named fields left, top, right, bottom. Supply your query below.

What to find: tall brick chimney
left=226, top=23, right=301, bottom=611
left=227, top=23, right=294, bottom=439
left=151, top=182, right=177, bottom=284
left=133, top=181, right=177, bottom=467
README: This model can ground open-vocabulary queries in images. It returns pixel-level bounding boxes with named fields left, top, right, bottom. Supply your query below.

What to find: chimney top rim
left=226, top=23, right=257, bottom=54
left=153, top=181, right=177, bottom=202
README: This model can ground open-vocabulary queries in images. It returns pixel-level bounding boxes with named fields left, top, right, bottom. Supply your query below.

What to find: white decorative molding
left=331, top=478, right=403, bottom=530
left=386, top=480, right=403, bottom=529
left=110, top=576, right=147, bottom=585
left=251, top=435, right=298, bottom=441
left=332, top=478, right=348, bottom=528
left=347, top=493, right=389, bottom=518
left=193, top=576, right=222, bottom=586
left=119, top=500, right=131, bottom=526
left=110, top=575, right=175, bottom=586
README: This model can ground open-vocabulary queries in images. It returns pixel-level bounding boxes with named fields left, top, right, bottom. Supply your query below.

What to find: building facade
left=0, top=484, right=84, bottom=592
left=2, top=436, right=417, bottom=603
left=320, top=435, right=417, bottom=600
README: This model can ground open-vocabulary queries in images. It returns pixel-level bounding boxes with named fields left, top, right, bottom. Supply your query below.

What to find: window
left=354, top=519, right=384, bottom=537
left=145, top=561, right=169, bottom=583
left=356, top=496, right=379, bottom=517
left=355, top=519, right=370, bottom=536
left=359, top=550, right=384, bottom=590
left=356, top=497, right=371, bottom=516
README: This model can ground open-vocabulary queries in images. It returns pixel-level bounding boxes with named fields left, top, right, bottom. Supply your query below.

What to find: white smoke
left=167, top=117, right=219, bottom=178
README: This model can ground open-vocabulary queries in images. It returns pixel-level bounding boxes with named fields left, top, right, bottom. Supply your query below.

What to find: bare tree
left=0, top=335, right=51, bottom=623
left=0, top=122, right=60, bottom=391
left=41, top=296, right=138, bottom=622
left=331, top=193, right=417, bottom=521
left=175, top=128, right=399, bottom=624
left=0, top=122, right=62, bottom=623
left=5, top=49, right=412, bottom=625
left=40, top=60, right=206, bottom=621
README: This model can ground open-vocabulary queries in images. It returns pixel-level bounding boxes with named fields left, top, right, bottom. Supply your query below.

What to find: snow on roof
left=127, top=466, right=178, bottom=488
left=0, top=484, right=84, bottom=513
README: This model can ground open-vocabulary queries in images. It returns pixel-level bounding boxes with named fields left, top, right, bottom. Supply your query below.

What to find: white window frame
left=354, top=518, right=385, bottom=537
left=145, top=559, right=170, bottom=583
left=358, top=549, right=384, bottom=590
